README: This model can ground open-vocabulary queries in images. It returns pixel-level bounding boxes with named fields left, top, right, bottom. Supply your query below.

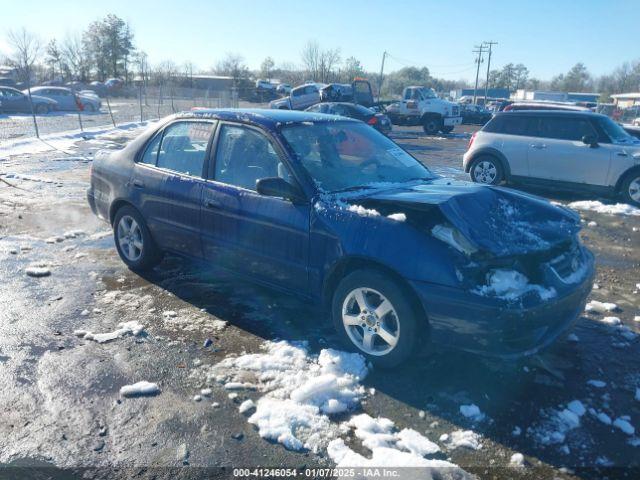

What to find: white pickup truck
left=385, top=86, right=462, bottom=134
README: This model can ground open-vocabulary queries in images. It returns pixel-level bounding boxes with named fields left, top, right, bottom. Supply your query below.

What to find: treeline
left=2, top=14, right=639, bottom=102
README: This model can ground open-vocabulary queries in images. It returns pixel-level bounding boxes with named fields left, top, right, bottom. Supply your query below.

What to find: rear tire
left=332, top=269, right=419, bottom=368
left=422, top=116, right=443, bottom=135
left=113, top=205, right=163, bottom=271
left=470, top=155, right=504, bottom=185
left=620, top=170, right=640, bottom=207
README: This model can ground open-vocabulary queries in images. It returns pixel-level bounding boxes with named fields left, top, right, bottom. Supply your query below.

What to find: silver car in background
left=463, top=111, right=640, bottom=206
left=27, top=86, right=101, bottom=112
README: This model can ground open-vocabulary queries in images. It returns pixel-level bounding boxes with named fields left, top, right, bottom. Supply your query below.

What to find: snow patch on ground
left=195, top=340, right=470, bottom=473
left=73, top=320, right=144, bottom=343
left=459, top=404, right=485, bottom=422
left=439, top=430, right=483, bottom=450
left=531, top=400, right=587, bottom=445
left=586, top=300, right=618, bottom=313
left=120, top=381, right=160, bottom=397
left=509, top=452, right=525, bottom=467
left=568, top=200, right=640, bottom=217
left=472, top=269, right=556, bottom=301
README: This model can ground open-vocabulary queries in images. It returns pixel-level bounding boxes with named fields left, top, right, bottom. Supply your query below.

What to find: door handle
left=203, top=199, right=222, bottom=209
left=132, top=180, right=145, bottom=188
left=616, top=152, right=628, bottom=157
left=530, top=144, right=547, bottom=149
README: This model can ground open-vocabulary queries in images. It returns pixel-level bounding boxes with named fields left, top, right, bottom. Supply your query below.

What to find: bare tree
left=7, top=28, right=42, bottom=135
left=319, top=48, right=341, bottom=83
left=215, top=53, right=249, bottom=85
left=7, top=28, right=42, bottom=86
left=61, top=33, right=90, bottom=82
left=301, top=40, right=320, bottom=81
left=260, top=57, right=274, bottom=80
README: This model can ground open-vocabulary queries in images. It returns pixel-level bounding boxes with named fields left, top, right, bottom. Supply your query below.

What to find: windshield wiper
left=331, top=185, right=376, bottom=193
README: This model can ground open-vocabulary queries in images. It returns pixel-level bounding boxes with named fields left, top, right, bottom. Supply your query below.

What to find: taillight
left=467, top=131, right=477, bottom=150
left=367, top=116, right=378, bottom=125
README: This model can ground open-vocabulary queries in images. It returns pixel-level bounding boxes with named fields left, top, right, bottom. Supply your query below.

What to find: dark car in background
left=0, top=86, right=58, bottom=114
left=306, top=102, right=392, bottom=134
left=461, top=104, right=493, bottom=125
left=88, top=109, right=594, bottom=367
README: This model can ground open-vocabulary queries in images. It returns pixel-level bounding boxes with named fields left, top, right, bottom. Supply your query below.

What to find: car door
left=527, top=116, right=611, bottom=185
left=130, top=120, right=216, bottom=257
left=490, top=114, right=537, bottom=176
left=3, top=89, right=29, bottom=112
left=201, top=123, right=310, bottom=292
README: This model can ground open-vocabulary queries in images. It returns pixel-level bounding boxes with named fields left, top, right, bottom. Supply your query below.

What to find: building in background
left=611, top=93, right=640, bottom=109
left=512, top=89, right=600, bottom=104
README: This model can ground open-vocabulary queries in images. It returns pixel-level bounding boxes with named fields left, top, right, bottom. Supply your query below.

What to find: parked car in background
left=270, top=83, right=323, bottom=110
left=463, top=111, right=640, bottom=206
left=0, top=86, right=58, bottom=114
left=502, top=102, right=590, bottom=112
left=28, top=86, right=101, bottom=112
left=461, top=104, right=493, bottom=125
left=633, top=117, right=640, bottom=126
left=256, top=79, right=276, bottom=91
left=385, top=86, right=462, bottom=134
left=306, top=102, right=392, bottom=135
left=0, top=77, right=17, bottom=88
left=276, top=83, right=291, bottom=94
left=88, top=109, right=594, bottom=366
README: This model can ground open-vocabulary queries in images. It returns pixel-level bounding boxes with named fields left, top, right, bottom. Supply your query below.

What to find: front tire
left=422, top=116, right=443, bottom=135
left=620, top=171, right=640, bottom=207
left=470, top=155, right=504, bottom=185
left=332, top=269, right=419, bottom=368
left=441, top=126, right=454, bottom=134
left=113, top=205, right=163, bottom=271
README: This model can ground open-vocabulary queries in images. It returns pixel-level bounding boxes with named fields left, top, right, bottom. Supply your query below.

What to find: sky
left=0, top=0, right=638, bottom=82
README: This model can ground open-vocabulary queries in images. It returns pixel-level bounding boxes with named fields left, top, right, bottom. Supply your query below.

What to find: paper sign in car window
left=387, top=147, right=415, bottom=166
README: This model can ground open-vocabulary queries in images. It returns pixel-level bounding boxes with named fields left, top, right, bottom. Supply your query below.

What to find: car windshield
left=280, top=121, right=435, bottom=192
left=597, top=116, right=639, bottom=144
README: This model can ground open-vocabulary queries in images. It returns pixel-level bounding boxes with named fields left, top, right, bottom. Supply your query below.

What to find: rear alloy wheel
left=621, top=171, right=640, bottom=207
left=113, top=205, right=162, bottom=271
left=332, top=269, right=419, bottom=368
left=470, top=156, right=504, bottom=185
left=422, top=116, right=443, bottom=135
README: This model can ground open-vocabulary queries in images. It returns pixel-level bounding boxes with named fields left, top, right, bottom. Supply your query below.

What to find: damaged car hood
left=355, top=179, right=581, bottom=257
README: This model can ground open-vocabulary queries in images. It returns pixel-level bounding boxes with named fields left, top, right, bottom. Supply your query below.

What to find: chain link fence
left=0, top=87, right=268, bottom=142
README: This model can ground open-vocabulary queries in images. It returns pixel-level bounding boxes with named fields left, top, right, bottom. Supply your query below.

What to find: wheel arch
left=322, top=256, right=430, bottom=333
left=465, top=147, right=512, bottom=179
left=420, top=112, right=443, bottom=122
left=614, top=165, right=640, bottom=193
left=109, top=199, right=140, bottom=226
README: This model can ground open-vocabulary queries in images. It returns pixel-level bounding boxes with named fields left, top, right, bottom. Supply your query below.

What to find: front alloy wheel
left=332, top=269, right=419, bottom=367
left=342, top=287, right=400, bottom=356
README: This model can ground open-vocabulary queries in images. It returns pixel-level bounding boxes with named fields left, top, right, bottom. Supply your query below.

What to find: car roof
left=179, top=108, right=358, bottom=128
left=494, top=110, right=605, bottom=119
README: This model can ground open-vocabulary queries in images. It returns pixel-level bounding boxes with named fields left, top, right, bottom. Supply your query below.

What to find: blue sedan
left=87, top=109, right=594, bottom=367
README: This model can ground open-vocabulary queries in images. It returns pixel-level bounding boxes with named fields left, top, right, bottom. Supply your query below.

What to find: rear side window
left=140, top=133, right=162, bottom=165
left=483, top=115, right=534, bottom=136
left=534, top=117, right=597, bottom=141
left=156, top=121, right=215, bottom=177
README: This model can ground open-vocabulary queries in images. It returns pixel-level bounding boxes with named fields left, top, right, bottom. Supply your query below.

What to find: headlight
left=432, top=224, right=478, bottom=256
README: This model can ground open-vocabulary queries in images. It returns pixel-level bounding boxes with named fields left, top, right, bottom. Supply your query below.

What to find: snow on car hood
left=357, top=179, right=581, bottom=257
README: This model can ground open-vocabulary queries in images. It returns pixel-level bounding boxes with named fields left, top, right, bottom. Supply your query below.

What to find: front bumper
left=409, top=249, right=595, bottom=358
left=443, top=116, right=463, bottom=127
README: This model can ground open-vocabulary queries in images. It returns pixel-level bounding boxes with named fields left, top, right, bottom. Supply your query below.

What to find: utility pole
left=472, top=44, right=486, bottom=105
left=483, top=41, right=497, bottom=105
left=378, top=51, right=387, bottom=103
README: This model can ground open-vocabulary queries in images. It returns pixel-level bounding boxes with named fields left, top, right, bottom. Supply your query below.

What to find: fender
left=464, top=147, right=512, bottom=179
left=614, top=165, right=640, bottom=192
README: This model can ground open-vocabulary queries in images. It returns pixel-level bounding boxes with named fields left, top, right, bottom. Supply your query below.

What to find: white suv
left=463, top=111, right=640, bottom=206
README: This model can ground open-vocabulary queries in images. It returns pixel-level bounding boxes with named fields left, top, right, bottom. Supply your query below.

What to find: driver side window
left=214, top=125, right=292, bottom=190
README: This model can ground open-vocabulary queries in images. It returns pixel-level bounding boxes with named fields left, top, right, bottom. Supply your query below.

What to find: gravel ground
left=0, top=122, right=639, bottom=480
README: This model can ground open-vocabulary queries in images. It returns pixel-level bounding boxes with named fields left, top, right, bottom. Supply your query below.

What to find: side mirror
left=256, top=177, right=305, bottom=203
left=582, top=134, right=598, bottom=147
